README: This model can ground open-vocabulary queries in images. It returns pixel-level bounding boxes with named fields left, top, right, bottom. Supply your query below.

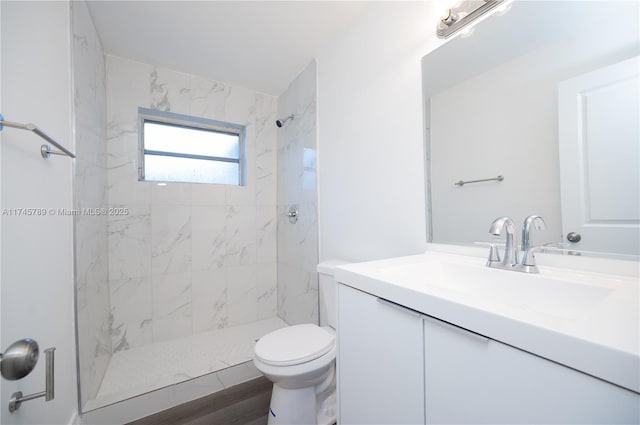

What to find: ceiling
left=87, top=1, right=367, bottom=95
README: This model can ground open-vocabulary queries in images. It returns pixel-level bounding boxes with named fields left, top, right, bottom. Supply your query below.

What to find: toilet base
left=266, top=385, right=336, bottom=425
left=267, top=385, right=315, bottom=425
left=316, top=389, right=337, bottom=425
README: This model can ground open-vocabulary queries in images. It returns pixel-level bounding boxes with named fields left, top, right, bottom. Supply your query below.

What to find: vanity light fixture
left=437, top=0, right=507, bottom=39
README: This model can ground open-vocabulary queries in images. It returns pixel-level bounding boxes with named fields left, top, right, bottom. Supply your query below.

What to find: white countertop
left=334, top=248, right=640, bottom=394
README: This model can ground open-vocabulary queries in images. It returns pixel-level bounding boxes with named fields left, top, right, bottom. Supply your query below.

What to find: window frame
left=138, top=107, right=246, bottom=185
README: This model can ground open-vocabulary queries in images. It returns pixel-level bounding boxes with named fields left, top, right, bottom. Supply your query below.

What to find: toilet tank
left=317, top=260, right=350, bottom=328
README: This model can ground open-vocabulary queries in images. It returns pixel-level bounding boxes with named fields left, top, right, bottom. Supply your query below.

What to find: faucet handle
left=486, top=244, right=501, bottom=266
left=520, top=245, right=542, bottom=273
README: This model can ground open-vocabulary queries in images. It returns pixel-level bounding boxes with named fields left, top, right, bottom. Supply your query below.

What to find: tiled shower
left=73, top=1, right=318, bottom=413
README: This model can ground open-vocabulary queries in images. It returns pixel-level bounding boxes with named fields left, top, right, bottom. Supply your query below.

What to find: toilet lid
left=255, top=324, right=335, bottom=366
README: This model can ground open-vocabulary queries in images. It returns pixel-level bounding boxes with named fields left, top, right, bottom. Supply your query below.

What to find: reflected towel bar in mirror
left=454, top=175, right=504, bottom=187
left=0, top=114, right=76, bottom=159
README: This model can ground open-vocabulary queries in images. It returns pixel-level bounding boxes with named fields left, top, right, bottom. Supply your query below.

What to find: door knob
left=1, top=339, right=39, bottom=380
left=566, top=232, right=582, bottom=243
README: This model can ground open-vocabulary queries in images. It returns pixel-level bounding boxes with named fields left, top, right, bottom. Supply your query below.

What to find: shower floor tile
left=86, top=317, right=287, bottom=411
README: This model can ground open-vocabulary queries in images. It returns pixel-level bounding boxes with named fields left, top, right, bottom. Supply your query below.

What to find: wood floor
left=127, top=377, right=272, bottom=425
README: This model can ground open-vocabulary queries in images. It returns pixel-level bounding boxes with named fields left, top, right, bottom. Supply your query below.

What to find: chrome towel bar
left=0, top=114, right=76, bottom=159
left=454, top=175, right=504, bottom=187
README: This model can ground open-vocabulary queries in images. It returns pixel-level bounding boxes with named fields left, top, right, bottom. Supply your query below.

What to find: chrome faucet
left=486, top=215, right=546, bottom=273
left=520, top=215, right=546, bottom=273
left=488, top=216, right=519, bottom=269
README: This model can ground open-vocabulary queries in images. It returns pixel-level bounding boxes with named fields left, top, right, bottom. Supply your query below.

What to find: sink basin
left=379, top=259, right=616, bottom=320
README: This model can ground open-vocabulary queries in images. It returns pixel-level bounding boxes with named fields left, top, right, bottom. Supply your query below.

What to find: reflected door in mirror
left=558, top=56, right=640, bottom=255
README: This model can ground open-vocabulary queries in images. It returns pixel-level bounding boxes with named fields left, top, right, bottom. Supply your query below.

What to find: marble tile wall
left=72, top=0, right=111, bottom=406
left=105, top=55, right=279, bottom=351
left=277, top=61, right=320, bottom=325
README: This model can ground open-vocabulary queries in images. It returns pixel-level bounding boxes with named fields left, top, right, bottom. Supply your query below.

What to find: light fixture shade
left=437, top=0, right=505, bottom=39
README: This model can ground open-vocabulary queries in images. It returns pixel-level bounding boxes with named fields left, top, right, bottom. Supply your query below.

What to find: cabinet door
left=424, top=316, right=640, bottom=424
left=338, top=284, right=425, bottom=425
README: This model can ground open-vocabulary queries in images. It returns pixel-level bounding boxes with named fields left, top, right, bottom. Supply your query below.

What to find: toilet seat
left=255, top=324, right=335, bottom=367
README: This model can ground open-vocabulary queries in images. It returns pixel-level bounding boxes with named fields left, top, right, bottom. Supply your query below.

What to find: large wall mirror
left=423, top=0, right=639, bottom=256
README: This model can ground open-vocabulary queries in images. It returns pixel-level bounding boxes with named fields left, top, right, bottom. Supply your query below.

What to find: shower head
left=275, top=114, right=294, bottom=128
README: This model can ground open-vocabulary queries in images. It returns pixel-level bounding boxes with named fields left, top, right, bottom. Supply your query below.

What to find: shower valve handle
left=287, top=207, right=299, bottom=224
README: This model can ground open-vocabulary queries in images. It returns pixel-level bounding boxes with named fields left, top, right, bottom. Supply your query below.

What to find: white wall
left=0, top=2, right=77, bottom=424
left=317, top=2, right=442, bottom=262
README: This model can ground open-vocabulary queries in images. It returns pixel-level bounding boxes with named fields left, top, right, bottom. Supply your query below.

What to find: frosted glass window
left=144, top=122, right=239, bottom=159
left=139, top=109, right=244, bottom=185
left=145, top=155, right=239, bottom=185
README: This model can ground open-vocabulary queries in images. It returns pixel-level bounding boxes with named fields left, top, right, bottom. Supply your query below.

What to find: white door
left=1, top=3, right=78, bottom=424
left=558, top=56, right=640, bottom=255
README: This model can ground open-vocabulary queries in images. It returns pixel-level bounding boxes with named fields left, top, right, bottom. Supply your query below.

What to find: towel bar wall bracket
left=0, top=114, right=76, bottom=159
left=8, top=347, right=55, bottom=412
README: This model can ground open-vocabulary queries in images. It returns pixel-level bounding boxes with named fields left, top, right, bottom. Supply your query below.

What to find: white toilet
left=253, top=261, right=347, bottom=425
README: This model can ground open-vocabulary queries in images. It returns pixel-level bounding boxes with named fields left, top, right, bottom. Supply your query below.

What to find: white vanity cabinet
left=423, top=316, right=640, bottom=424
left=337, top=283, right=640, bottom=425
left=337, top=284, right=425, bottom=424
